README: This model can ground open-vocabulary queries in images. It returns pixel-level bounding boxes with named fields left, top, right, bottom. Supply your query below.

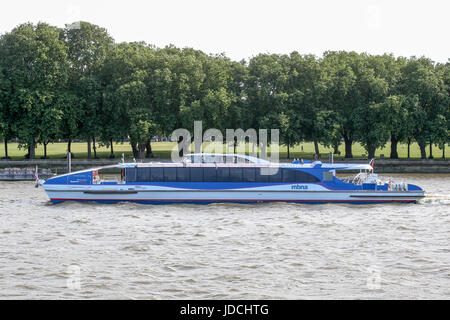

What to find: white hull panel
left=44, top=185, right=424, bottom=204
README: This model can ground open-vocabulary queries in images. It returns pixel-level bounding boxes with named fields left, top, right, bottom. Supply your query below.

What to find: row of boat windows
left=125, top=167, right=320, bottom=183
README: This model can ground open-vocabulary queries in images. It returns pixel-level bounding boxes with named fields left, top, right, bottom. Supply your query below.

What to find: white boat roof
left=132, top=154, right=374, bottom=170
left=186, top=153, right=272, bottom=164
left=184, top=154, right=373, bottom=170
left=48, top=154, right=373, bottom=178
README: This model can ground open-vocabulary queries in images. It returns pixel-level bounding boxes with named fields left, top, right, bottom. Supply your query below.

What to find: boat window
left=125, top=167, right=137, bottom=182
left=150, top=167, right=164, bottom=182
left=216, top=167, right=230, bottom=181
left=164, top=167, right=177, bottom=182
left=203, top=167, right=217, bottom=182
left=125, top=166, right=320, bottom=183
left=255, top=168, right=270, bottom=182
left=282, top=169, right=296, bottom=182
left=322, top=171, right=333, bottom=181
left=229, top=168, right=243, bottom=182
left=243, top=168, right=256, bottom=182
left=176, top=167, right=190, bottom=182
left=139, top=168, right=152, bottom=182
left=190, top=167, right=204, bottom=182
left=204, top=155, right=224, bottom=164
left=236, top=157, right=248, bottom=164
left=224, top=156, right=237, bottom=164
left=295, top=170, right=320, bottom=182
left=268, top=169, right=282, bottom=182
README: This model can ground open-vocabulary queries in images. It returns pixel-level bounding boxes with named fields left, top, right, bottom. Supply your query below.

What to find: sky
left=0, top=0, right=448, bottom=63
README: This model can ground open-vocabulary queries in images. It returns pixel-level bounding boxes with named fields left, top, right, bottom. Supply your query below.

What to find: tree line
left=0, top=21, right=448, bottom=160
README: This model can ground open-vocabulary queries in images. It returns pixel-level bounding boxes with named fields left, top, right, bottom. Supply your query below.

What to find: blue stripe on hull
left=50, top=199, right=417, bottom=205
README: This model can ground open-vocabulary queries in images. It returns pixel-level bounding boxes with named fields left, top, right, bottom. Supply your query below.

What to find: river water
left=0, top=174, right=449, bottom=299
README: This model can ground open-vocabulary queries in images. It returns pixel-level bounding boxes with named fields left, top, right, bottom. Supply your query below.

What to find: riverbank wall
left=0, top=158, right=449, bottom=180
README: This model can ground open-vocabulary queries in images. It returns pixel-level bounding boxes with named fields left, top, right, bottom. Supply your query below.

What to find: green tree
left=366, top=55, right=407, bottom=158
left=0, top=23, right=68, bottom=159
left=353, top=59, right=390, bottom=158
left=149, top=47, right=212, bottom=156
left=322, top=51, right=359, bottom=158
left=63, top=21, right=114, bottom=158
left=354, top=101, right=390, bottom=159
left=118, top=79, right=152, bottom=159
left=382, top=95, right=413, bottom=158
left=400, top=57, right=448, bottom=159
left=435, top=61, right=450, bottom=158
left=102, top=42, right=155, bottom=158
left=0, top=43, right=15, bottom=159
left=39, top=98, right=63, bottom=158
left=245, top=54, right=290, bottom=156
left=286, top=53, right=334, bottom=157
left=179, top=53, right=242, bottom=151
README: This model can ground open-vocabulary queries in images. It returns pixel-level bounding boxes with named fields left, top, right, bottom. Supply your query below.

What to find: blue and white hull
left=43, top=184, right=425, bottom=205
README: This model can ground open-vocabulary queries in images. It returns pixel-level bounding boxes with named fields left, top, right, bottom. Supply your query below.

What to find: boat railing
left=347, top=172, right=409, bottom=191
left=101, top=174, right=119, bottom=182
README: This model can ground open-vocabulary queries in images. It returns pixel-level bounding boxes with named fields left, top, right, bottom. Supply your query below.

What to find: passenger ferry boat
left=38, top=153, right=425, bottom=204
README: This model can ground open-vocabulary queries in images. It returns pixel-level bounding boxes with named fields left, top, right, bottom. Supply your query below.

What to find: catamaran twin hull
left=40, top=154, right=425, bottom=205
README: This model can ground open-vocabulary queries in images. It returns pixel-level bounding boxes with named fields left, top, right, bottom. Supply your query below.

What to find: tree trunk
left=287, top=144, right=290, bottom=159
left=29, top=141, right=35, bottom=159
left=87, top=139, right=92, bottom=159
left=131, top=141, right=139, bottom=159
left=138, top=143, right=146, bottom=160
left=344, top=137, right=353, bottom=158
left=407, top=138, right=411, bottom=159
left=67, top=139, right=72, bottom=154
left=145, top=139, right=152, bottom=158
left=43, top=142, right=48, bottom=159
left=419, top=143, right=426, bottom=159
left=109, top=139, right=115, bottom=158
left=443, top=145, right=445, bottom=159
left=93, top=137, right=98, bottom=159
left=313, top=140, right=320, bottom=157
left=367, top=146, right=376, bottom=159
left=333, top=142, right=339, bottom=155
left=428, top=141, right=433, bottom=159
left=390, top=137, right=399, bottom=159
left=4, top=138, right=8, bottom=158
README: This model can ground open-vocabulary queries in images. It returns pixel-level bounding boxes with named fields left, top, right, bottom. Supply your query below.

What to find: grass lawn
left=0, top=141, right=448, bottom=160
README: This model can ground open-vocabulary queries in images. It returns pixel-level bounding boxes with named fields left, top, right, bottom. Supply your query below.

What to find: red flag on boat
left=369, top=158, right=374, bottom=169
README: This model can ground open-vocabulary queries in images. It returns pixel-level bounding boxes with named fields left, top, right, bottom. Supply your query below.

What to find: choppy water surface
left=0, top=174, right=449, bottom=299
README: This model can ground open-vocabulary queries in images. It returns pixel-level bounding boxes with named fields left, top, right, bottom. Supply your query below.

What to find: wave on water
left=420, top=194, right=450, bottom=205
